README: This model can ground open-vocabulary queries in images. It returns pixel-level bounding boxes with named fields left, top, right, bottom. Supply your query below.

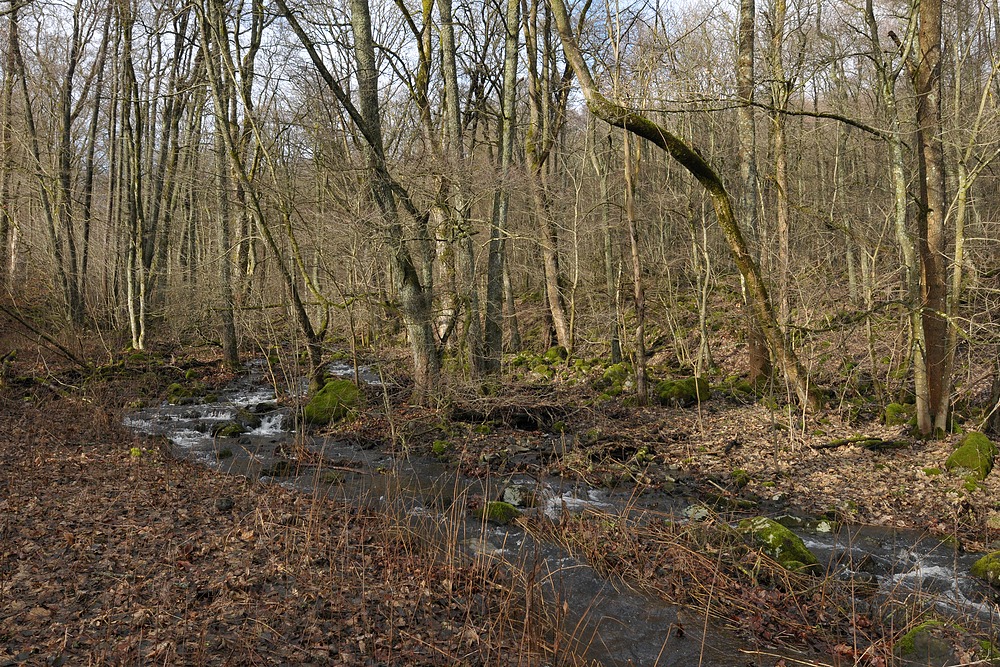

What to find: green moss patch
left=655, top=377, right=710, bottom=407
left=885, top=402, right=916, bottom=426
left=971, top=551, right=1000, bottom=587
left=737, top=516, right=820, bottom=572
left=475, top=501, right=521, bottom=525
left=543, top=345, right=568, bottom=363
left=945, top=431, right=998, bottom=480
left=594, top=363, right=632, bottom=397
left=894, top=621, right=956, bottom=666
left=212, top=422, right=247, bottom=438
left=303, top=379, right=360, bottom=425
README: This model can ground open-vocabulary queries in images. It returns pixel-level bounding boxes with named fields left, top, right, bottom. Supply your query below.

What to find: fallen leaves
left=0, top=387, right=547, bottom=666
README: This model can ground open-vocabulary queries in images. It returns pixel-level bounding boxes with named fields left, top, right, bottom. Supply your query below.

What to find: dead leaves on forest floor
left=0, top=391, right=550, bottom=667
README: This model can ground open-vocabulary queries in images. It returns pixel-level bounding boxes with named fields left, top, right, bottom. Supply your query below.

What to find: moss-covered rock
left=945, top=431, right=998, bottom=480
left=212, top=421, right=247, bottom=438
left=594, top=362, right=631, bottom=396
left=737, top=516, right=820, bottom=572
left=431, top=439, right=451, bottom=457
left=885, top=402, right=916, bottom=426
left=502, top=483, right=537, bottom=508
left=543, top=345, right=569, bottom=363
left=303, top=379, right=360, bottom=425
left=655, top=377, right=711, bottom=407
left=166, top=382, right=197, bottom=405
left=531, top=364, right=554, bottom=380
left=234, top=408, right=261, bottom=430
left=970, top=551, right=1000, bottom=587
left=730, top=468, right=751, bottom=488
left=894, top=621, right=955, bottom=667
left=475, top=501, right=521, bottom=525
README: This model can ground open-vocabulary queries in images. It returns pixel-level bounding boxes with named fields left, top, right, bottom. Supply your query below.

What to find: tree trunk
left=735, top=0, right=771, bottom=384
left=549, top=0, right=817, bottom=409
left=623, top=133, right=646, bottom=404
left=348, top=0, right=440, bottom=400
left=484, top=0, right=520, bottom=371
left=438, top=0, right=484, bottom=376
left=912, top=0, right=949, bottom=435
left=524, top=0, right=572, bottom=350
left=768, top=0, right=790, bottom=327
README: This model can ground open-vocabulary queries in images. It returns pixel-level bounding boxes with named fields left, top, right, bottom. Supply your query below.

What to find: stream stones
left=501, top=482, right=538, bottom=508
left=211, top=408, right=261, bottom=438
left=303, top=379, right=359, bottom=425
left=970, top=551, right=1000, bottom=587
left=945, top=431, right=997, bottom=480
left=475, top=501, right=521, bottom=525
left=737, top=516, right=820, bottom=572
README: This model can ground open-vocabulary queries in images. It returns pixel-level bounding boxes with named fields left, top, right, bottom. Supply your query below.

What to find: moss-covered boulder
left=945, top=431, right=998, bottom=480
left=970, top=551, right=1000, bottom=587
left=543, top=345, right=569, bottom=363
left=737, top=516, right=820, bottom=572
left=166, top=382, right=199, bottom=405
left=531, top=364, right=554, bottom=380
left=594, top=362, right=632, bottom=396
left=212, top=421, right=247, bottom=438
left=894, top=621, right=956, bottom=667
left=234, top=407, right=261, bottom=430
left=655, top=377, right=711, bottom=407
left=475, top=501, right=521, bottom=525
left=303, top=379, right=360, bottom=425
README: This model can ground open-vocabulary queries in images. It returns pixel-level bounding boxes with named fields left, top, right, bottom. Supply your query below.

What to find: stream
left=124, top=362, right=1000, bottom=666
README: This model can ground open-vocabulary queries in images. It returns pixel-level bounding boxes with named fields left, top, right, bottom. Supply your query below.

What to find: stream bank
left=125, top=361, right=1000, bottom=665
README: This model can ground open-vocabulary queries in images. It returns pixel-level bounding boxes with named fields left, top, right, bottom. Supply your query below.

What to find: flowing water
left=124, top=364, right=1000, bottom=666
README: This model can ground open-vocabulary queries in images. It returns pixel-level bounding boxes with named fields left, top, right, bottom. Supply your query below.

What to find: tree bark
left=912, top=0, right=949, bottom=435
left=484, top=0, right=520, bottom=371
left=735, top=0, right=771, bottom=384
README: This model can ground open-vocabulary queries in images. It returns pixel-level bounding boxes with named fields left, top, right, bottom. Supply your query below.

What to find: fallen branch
left=811, top=435, right=908, bottom=451
left=0, top=302, right=89, bottom=370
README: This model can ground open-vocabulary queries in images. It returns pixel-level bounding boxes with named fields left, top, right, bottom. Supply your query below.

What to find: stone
left=475, top=501, right=521, bottom=525
left=970, top=551, right=1000, bottom=587
left=212, top=421, right=247, bottom=438
left=737, top=516, right=820, bottom=572
left=543, top=345, right=569, bottom=363
left=594, top=362, right=632, bottom=397
left=945, top=431, right=998, bottom=480
left=655, top=377, right=711, bottom=407
left=303, top=379, right=360, bottom=425
left=502, top=483, right=538, bottom=508
left=215, top=497, right=234, bottom=512
left=894, top=621, right=956, bottom=667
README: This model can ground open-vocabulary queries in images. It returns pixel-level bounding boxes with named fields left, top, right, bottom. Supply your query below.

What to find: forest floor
left=3, top=320, right=1000, bottom=665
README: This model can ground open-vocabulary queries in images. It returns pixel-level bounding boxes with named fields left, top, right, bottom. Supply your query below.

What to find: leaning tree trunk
left=549, top=0, right=817, bottom=409
left=276, top=0, right=441, bottom=401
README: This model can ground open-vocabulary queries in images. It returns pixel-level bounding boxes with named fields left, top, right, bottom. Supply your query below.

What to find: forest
left=3, top=0, right=1000, bottom=662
